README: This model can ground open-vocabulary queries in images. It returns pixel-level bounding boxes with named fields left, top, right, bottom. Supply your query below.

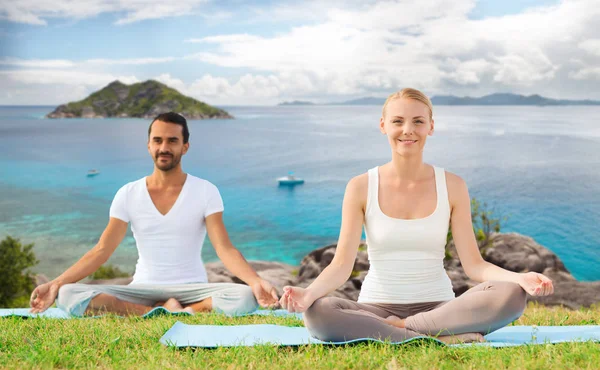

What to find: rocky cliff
left=43, top=233, right=600, bottom=309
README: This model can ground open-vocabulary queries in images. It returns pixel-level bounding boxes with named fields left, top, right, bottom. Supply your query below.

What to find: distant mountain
left=431, top=93, right=600, bottom=106
left=330, top=93, right=600, bottom=106
left=278, top=100, right=316, bottom=106
left=47, top=80, right=232, bottom=119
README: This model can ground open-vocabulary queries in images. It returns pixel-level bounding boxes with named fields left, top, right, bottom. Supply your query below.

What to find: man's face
left=147, top=120, right=189, bottom=172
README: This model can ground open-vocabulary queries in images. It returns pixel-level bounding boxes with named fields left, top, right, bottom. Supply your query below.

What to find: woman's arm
left=305, top=175, right=366, bottom=299
left=281, top=174, right=367, bottom=312
left=448, top=172, right=553, bottom=296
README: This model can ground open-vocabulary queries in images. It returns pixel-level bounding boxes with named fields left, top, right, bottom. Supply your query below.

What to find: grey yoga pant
left=56, top=282, right=258, bottom=317
left=304, top=281, right=527, bottom=342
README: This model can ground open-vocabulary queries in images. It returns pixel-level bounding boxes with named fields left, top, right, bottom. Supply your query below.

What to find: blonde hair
left=382, top=88, right=433, bottom=120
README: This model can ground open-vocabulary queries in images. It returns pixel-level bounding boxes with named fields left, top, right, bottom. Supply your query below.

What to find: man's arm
left=206, top=212, right=261, bottom=285
left=205, top=212, right=278, bottom=306
left=30, top=217, right=128, bottom=313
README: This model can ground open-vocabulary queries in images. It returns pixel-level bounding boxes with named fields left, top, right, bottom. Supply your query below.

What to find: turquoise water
left=0, top=105, right=599, bottom=280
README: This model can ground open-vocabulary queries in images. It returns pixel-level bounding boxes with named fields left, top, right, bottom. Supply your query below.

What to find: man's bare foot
left=182, top=307, right=195, bottom=315
left=161, top=298, right=184, bottom=312
left=437, top=333, right=486, bottom=344
left=384, top=315, right=406, bottom=328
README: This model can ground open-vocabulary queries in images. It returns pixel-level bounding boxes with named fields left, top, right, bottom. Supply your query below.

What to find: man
left=30, top=112, right=278, bottom=316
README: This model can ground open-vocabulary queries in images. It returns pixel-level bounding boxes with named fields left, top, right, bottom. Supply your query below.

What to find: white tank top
left=357, top=166, right=456, bottom=303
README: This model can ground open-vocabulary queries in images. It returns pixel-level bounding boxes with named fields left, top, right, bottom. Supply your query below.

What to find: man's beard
left=155, top=152, right=181, bottom=171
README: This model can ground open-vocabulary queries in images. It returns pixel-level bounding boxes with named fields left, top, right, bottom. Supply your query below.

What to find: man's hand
left=250, top=279, right=279, bottom=308
left=30, top=281, right=60, bottom=314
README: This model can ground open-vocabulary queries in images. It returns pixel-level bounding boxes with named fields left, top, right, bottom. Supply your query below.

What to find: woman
left=280, top=88, right=554, bottom=343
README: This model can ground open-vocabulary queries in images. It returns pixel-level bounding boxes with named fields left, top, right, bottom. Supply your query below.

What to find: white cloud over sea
left=1, top=0, right=599, bottom=105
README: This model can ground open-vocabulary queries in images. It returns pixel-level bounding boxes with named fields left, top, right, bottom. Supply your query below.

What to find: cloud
left=579, top=39, right=600, bottom=56
left=569, top=67, right=600, bottom=80
left=0, top=57, right=76, bottom=68
left=85, top=57, right=177, bottom=65
left=0, top=0, right=209, bottom=26
left=154, top=73, right=188, bottom=92
left=0, top=68, right=140, bottom=105
left=185, top=34, right=263, bottom=44
left=0, top=69, right=138, bottom=86
left=155, top=73, right=293, bottom=105
left=186, top=0, right=600, bottom=99
left=492, top=51, right=557, bottom=86
left=3, top=0, right=600, bottom=104
left=0, top=57, right=176, bottom=69
left=113, top=2, right=207, bottom=25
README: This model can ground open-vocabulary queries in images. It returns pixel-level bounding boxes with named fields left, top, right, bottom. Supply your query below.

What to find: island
left=46, top=80, right=233, bottom=119
left=328, top=93, right=600, bottom=106
left=278, top=100, right=316, bottom=106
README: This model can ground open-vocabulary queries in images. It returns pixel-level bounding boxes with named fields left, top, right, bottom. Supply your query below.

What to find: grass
left=1, top=302, right=599, bottom=369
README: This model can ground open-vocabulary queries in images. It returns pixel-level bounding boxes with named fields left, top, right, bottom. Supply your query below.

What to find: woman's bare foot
left=384, top=315, right=406, bottom=328
left=436, top=333, right=486, bottom=344
left=383, top=316, right=484, bottom=343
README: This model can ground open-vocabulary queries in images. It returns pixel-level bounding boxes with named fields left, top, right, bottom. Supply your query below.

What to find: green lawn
left=1, top=302, right=599, bottom=369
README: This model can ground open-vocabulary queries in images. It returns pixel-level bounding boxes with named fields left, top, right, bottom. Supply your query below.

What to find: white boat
left=278, top=172, right=304, bottom=186
left=87, top=169, right=100, bottom=177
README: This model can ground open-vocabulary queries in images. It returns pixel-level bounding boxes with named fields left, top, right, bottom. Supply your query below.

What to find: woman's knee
left=303, top=297, right=342, bottom=341
left=492, top=281, right=527, bottom=316
left=304, top=297, right=340, bottom=328
left=506, top=281, right=527, bottom=312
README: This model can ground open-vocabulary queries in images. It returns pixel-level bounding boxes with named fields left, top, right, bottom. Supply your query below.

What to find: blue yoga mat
left=0, top=308, right=72, bottom=319
left=0, top=307, right=193, bottom=319
left=159, top=322, right=600, bottom=348
left=0, top=308, right=302, bottom=319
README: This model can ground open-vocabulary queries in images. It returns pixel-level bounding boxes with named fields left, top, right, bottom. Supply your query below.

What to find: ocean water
left=0, top=105, right=599, bottom=281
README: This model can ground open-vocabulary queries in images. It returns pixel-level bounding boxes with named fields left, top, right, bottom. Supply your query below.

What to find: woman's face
left=379, top=98, right=434, bottom=157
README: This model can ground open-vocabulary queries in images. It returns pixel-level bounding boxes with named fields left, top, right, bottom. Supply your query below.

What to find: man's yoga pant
left=56, top=282, right=258, bottom=316
left=304, top=281, right=527, bottom=342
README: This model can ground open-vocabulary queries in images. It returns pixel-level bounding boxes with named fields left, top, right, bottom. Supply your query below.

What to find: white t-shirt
left=109, top=174, right=223, bottom=285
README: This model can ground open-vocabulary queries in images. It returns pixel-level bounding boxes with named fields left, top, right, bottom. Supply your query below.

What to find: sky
left=0, top=0, right=599, bottom=106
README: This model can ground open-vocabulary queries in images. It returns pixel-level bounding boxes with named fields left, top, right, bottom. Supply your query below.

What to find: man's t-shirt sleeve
left=109, top=185, right=130, bottom=223
left=204, top=182, right=224, bottom=218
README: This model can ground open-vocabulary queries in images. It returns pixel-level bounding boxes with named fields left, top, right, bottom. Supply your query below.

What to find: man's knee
left=56, top=284, right=82, bottom=307
left=233, top=284, right=258, bottom=313
left=213, top=284, right=258, bottom=316
left=56, top=283, right=97, bottom=316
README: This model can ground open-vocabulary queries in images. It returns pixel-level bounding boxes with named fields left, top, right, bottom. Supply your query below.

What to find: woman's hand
left=518, top=272, right=554, bottom=296
left=279, top=286, right=316, bottom=313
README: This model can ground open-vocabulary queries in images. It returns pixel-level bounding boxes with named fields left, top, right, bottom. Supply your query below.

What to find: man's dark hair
left=148, top=112, right=190, bottom=144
